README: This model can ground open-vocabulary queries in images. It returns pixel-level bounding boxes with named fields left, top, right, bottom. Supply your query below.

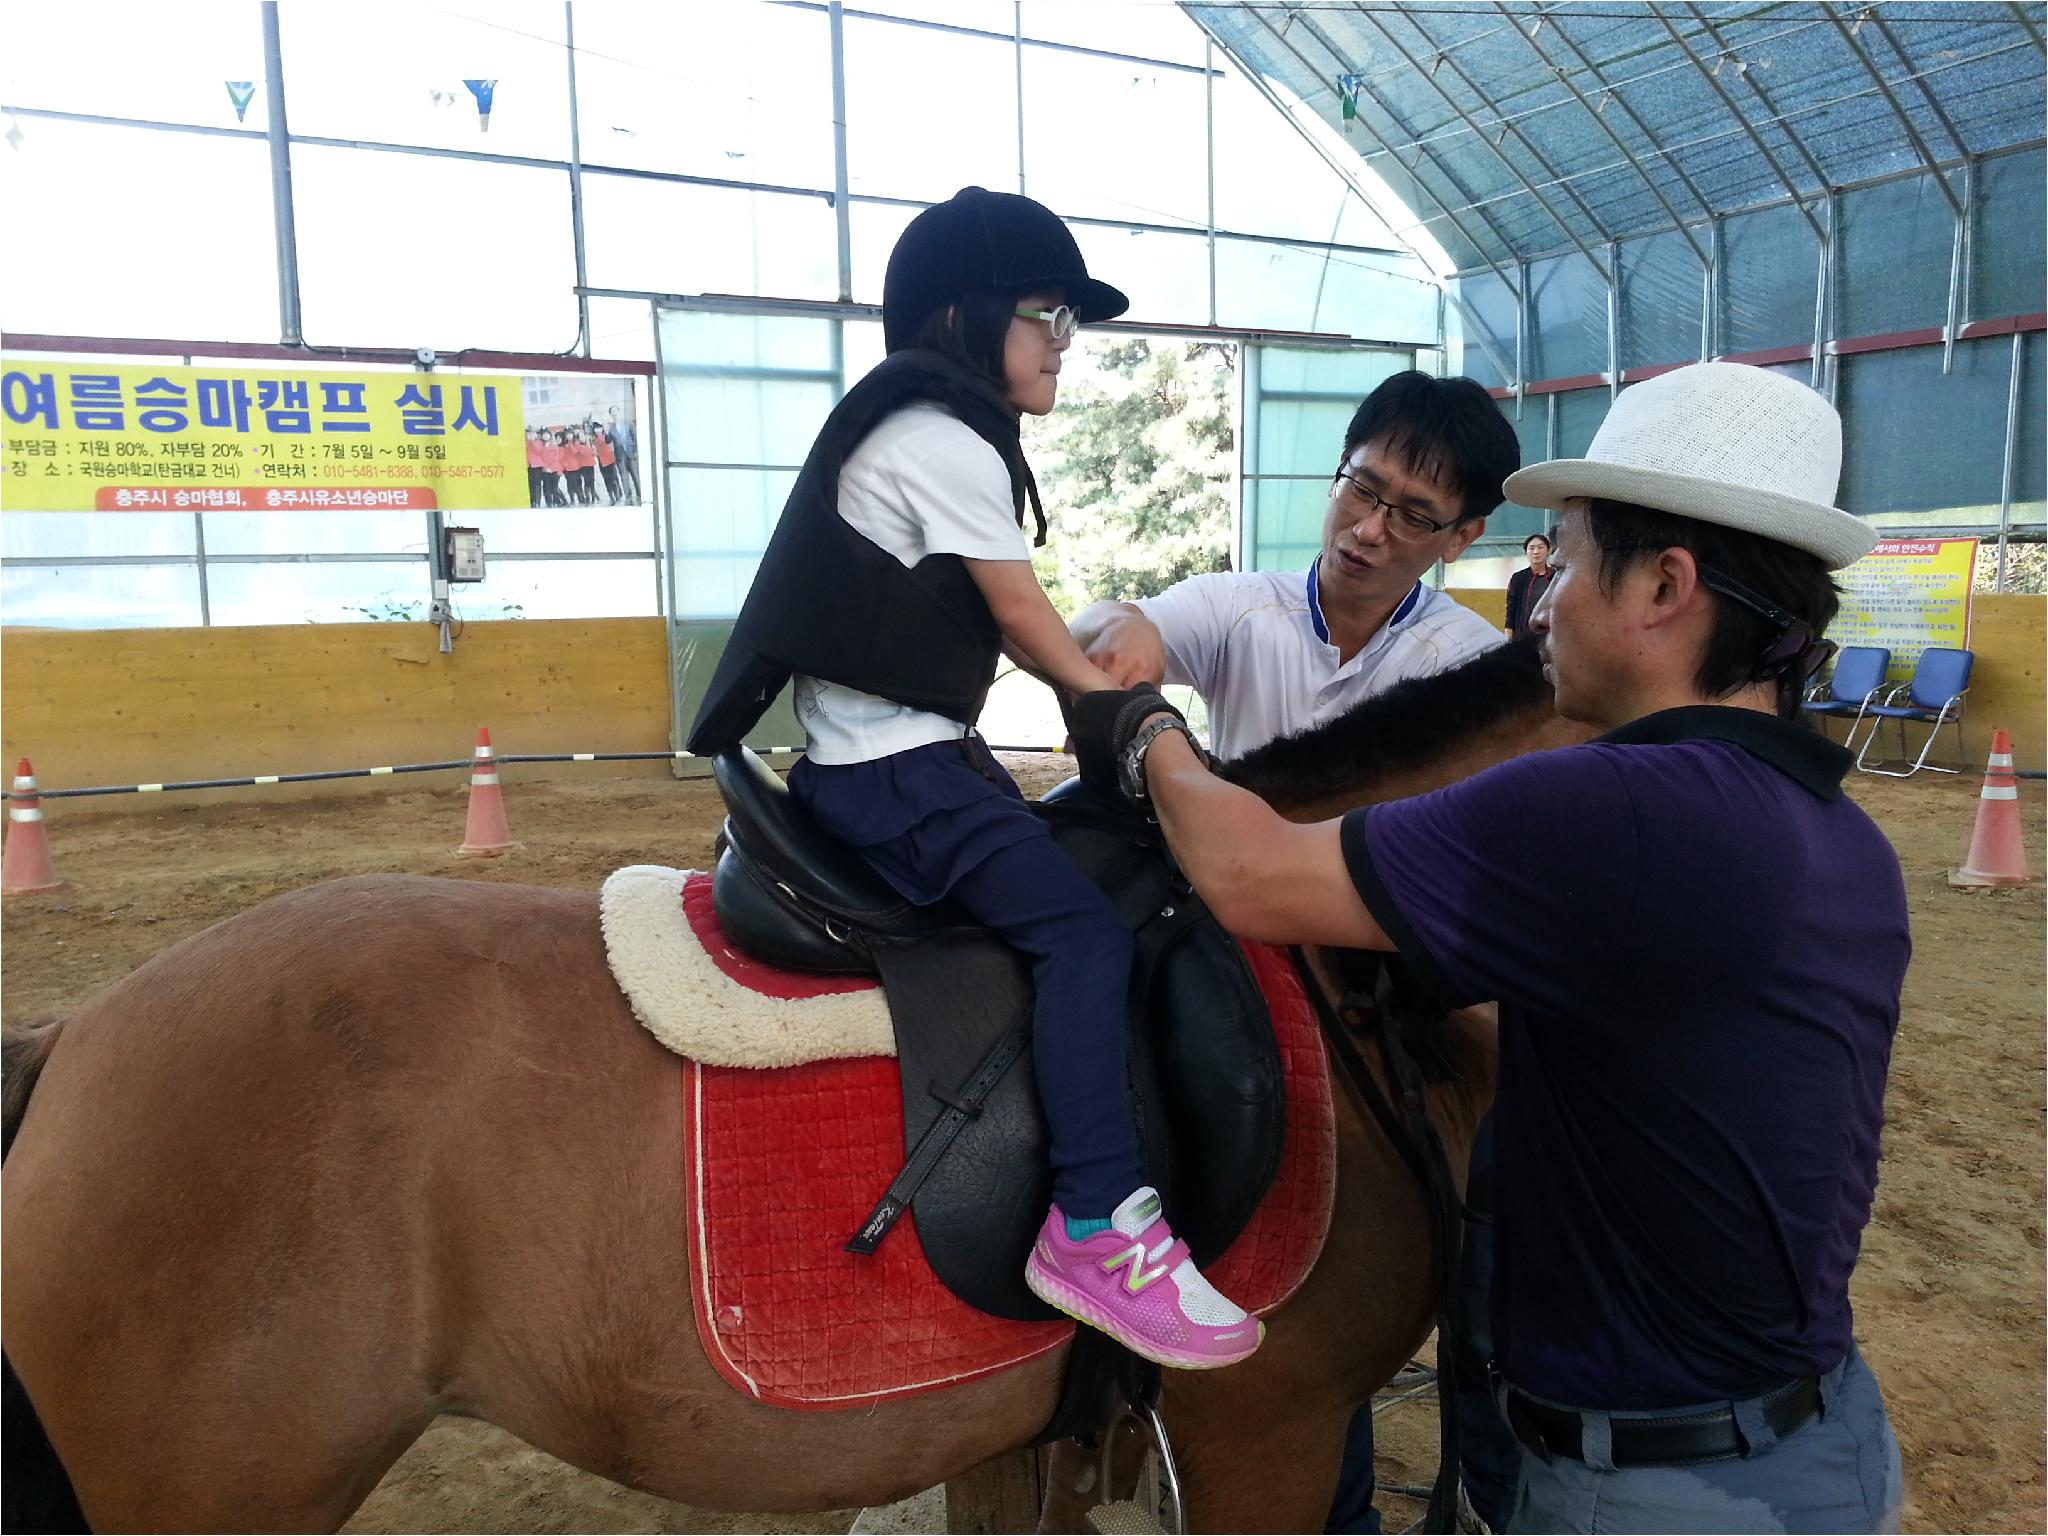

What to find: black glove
left=1067, top=685, right=1191, bottom=802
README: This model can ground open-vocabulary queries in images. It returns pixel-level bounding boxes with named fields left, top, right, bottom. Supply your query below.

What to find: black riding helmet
left=882, top=186, right=1131, bottom=352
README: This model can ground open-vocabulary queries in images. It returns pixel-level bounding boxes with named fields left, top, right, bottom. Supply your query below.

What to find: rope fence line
left=2, top=745, right=1069, bottom=801
left=15, top=738, right=2020, bottom=802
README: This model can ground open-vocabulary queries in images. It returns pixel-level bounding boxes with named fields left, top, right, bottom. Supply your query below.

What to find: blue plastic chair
left=1854, top=647, right=1974, bottom=777
left=1801, top=645, right=1890, bottom=753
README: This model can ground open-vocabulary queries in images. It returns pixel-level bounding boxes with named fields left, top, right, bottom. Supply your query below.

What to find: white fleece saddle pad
left=598, top=864, right=895, bottom=1068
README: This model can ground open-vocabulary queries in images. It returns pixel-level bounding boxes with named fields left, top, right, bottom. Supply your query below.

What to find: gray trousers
left=1508, top=1345, right=1902, bottom=1534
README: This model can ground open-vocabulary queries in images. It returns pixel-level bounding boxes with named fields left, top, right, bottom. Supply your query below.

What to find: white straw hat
left=1502, top=362, right=1877, bottom=569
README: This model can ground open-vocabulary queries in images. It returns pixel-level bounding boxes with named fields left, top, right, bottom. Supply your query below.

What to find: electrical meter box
left=445, top=527, right=486, bottom=583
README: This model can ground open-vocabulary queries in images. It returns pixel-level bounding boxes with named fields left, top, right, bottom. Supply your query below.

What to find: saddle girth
left=1292, top=947, right=1469, bottom=1536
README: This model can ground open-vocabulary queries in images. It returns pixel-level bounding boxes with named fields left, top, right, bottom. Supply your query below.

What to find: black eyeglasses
left=1331, top=471, right=1454, bottom=541
left=1696, top=563, right=1837, bottom=681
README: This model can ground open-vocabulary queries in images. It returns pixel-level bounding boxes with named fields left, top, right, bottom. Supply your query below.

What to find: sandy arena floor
left=2, top=756, right=2042, bottom=1534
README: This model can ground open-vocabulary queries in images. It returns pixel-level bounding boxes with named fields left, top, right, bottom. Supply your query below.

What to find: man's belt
left=1502, top=1375, right=1822, bottom=1469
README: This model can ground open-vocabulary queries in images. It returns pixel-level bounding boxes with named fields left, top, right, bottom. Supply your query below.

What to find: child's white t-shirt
left=793, top=403, right=1032, bottom=765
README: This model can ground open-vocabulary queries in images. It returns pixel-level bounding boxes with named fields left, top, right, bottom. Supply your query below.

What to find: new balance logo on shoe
left=1100, top=1241, right=1171, bottom=1293
left=1027, top=1205, right=1264, bottom=1370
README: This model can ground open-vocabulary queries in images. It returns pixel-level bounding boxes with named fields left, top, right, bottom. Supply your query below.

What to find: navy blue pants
left=790, top=739, right=1142, bottom=1217
left=1324, top=1407, right=1380, bottom=1534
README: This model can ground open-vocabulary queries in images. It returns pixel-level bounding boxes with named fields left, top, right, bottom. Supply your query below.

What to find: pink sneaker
left=1024, top=1186, right=1264, bottom=1369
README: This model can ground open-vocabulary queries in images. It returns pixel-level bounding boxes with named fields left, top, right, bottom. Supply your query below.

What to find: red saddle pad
left=679, top=873, right=1336, bottom=1409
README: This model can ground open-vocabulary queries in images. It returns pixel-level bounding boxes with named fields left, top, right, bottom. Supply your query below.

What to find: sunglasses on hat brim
left=1696, top=563, right=1837, bottom=682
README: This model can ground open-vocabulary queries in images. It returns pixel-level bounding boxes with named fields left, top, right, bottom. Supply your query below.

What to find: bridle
left=1289, top=947, right=1473, bottom=1536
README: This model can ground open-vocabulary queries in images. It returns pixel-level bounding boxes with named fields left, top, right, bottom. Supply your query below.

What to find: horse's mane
left=1218, top=638, right=1553, bottom=806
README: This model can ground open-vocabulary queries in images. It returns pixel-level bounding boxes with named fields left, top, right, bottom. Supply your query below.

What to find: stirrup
left=1083, top=1402, right=1184, bottom=1536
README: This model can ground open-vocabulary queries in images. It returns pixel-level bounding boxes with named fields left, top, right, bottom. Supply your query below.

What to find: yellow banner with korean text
left=2, top=360, right=529, bottom=511
left=1830, top=537, right=1978, bottom=682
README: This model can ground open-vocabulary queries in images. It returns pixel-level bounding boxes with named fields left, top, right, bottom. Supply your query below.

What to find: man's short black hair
left=1341, top=371, right=1520, bottom=524
left=1583, top=498, right=1841, bottom=718
left=1524, top=531, right=1552, bottom=552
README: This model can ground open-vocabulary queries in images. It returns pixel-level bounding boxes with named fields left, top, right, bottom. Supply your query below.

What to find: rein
left=1289, top=947, right=1469, bottom=1536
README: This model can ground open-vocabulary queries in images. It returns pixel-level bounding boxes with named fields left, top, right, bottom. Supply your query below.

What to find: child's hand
left=1076, top=605, right=1167, bottom=689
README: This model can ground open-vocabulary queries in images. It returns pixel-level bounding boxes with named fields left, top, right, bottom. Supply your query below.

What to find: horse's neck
left=1253, top=685, right=1563, bottom=1154
left=1359, top=707, right=1593, bottom=806
left=1274, top=707, right=1589, bottom=823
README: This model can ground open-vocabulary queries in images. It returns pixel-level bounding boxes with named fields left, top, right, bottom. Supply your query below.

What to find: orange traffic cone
left=455, top=727, right=521, bottom=858
left=3, top=758, right=66, bottom=895
left=1948, top=728, right=2036, bottom=888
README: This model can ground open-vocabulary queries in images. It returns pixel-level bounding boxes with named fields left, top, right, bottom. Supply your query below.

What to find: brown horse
left=2, top=644, right=1585, bottom=1534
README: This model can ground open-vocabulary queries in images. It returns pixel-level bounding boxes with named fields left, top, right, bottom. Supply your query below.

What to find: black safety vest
left=687, top=351, right=1043, bottom=754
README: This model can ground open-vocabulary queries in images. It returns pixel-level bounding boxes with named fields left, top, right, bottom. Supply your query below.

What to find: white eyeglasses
left=1014, top=304, right=1079, bottom=339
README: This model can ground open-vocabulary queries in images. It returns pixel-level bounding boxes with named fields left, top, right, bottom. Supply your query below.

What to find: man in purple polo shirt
left=1071, top=362, right=1909, bottom=1532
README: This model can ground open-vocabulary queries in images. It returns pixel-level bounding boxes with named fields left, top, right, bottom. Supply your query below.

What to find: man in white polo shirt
left=1071, top=371, right=1516, bottom=760
left=1071, top=368, right=1523, bottom=1535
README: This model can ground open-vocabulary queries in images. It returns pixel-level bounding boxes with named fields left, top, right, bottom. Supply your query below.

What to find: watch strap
left=1121, top=715, right=1205, bottom=801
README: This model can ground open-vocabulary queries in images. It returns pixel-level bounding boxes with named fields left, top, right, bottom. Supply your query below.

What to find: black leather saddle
left=708, top=746, right=1284, bottom=1321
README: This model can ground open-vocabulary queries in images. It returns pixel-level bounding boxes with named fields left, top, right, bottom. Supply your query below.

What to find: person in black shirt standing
left=1502, top=531, right=1555, bottom=639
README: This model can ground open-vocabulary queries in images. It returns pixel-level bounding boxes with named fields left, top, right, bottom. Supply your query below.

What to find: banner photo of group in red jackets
left=523, top=376, right=641, bottom=509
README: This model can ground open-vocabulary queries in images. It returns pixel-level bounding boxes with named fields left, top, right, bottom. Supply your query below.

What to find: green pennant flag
left=1338, top=73, right=1364, bottom=123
